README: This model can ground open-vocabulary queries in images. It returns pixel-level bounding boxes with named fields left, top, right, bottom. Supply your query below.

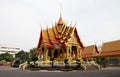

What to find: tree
left=29, top=48, right=38, bottom=64
left=0, top=53, right=14, bottom=62
left=15, top=50, right=29, bottom=63
left=96, top=57, right=101, bottom=64
left=15, top=48, right=38, bottom=64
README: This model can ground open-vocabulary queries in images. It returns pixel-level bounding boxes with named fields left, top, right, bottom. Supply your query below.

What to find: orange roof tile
left=42, top=30, right=49, bottom=39
left=99, top=40, right=120, bottom=57
left=99, top=50, right=120, bottom=57
left=37, top=16, right=84, bottom=50
left=48, top=28, right=55, bottom=39
left=102, top=40, right=120, bottom=52
left=52, top=26, right=58, bottom=37
left=48, top=28, right=59, bottom=44
left=82, top=45, right=98, bottom=58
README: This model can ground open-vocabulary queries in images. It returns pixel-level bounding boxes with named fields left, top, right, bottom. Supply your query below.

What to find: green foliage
left=15, top=50, right=29, bottom=63
left=64, top=59, right=68, bottom=64
left=0, top=53, right=14, bottom=62
left=15, top=48, right=38, bottom=64
left=96, top=57, right=107, bottom=67
left=50, top=57, right=54, bottom=61
left=29, top=48, right=38, bottom=62
left=96, top=57, right=101, bottom=64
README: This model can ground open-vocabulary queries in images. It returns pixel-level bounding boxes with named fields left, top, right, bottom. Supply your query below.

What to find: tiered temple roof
left=82, top=45, right=99, bottom=58
left=99, top=40, right=120, bottom=57
left=37, top=15, right=84, bottom=50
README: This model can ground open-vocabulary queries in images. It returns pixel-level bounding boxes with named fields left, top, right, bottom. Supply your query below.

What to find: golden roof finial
left=60, top=2, right=62, bottom=18
left=58, top=3, right=63, bottom=25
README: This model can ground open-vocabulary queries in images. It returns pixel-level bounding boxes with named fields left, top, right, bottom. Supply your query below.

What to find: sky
left=0, top=0, right=120, bottom=51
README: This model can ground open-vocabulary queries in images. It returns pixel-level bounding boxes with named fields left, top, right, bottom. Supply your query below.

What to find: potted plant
left=64, top=58, right=69, bottom=68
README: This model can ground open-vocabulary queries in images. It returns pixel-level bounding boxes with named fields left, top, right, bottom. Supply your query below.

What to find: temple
left=82, top=45, right=99, bottom=61
left=36, top=13, right=84, bottom=62
left=98, top=40, right=120, bottom=66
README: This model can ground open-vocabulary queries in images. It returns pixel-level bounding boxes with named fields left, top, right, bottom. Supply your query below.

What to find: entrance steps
left=81, top=61, right=100, bottom=70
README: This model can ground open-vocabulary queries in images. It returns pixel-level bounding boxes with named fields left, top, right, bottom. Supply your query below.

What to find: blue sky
left=0, top=0, right=120, bottom=51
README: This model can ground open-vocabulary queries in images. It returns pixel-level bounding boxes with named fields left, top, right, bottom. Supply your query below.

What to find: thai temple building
left=98, top=40, right=120, bottom=66
left=36, top=13, right=84, bottom=62
left=35, top=12, right=119, bottom=69
left=82, top=45, right=99, bottom=61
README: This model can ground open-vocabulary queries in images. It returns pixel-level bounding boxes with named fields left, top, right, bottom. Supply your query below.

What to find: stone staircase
left=85, top=64, right=98, bottom=70
left=81, top=61, right=100, bottom=70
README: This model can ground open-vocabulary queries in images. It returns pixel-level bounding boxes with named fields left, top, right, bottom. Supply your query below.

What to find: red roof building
left=36, top=14, right=84, bottom=61
left=98, top=40, right=120, bottom=66
left=99, top=40, right=120, bottom=57
left=82, top=45, right=99, bottom=61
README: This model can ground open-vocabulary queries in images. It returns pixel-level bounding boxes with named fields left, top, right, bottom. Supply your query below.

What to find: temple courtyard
left=0, top=66, right=120, bottom=77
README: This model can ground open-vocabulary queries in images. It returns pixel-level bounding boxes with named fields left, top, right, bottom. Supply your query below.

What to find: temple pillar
left=69, top=46, right=72, bottom=61
left=51, top=49, right=54, bottom=58
left=37, top=49, right=42, bottom=67
left=41, top=47, right=45, bottom=61
left=62, top=49, right=64, bottom=59
left=38, top=50, right=41, bottom=61
left=45, top=48, right=48, bottom=61
left=58, top=50, right=60, bottom=58
left=66, top=46, right=70, bottom=59
left=80, top=49, right=82, bottom=61
left=78, top=47, right=81, bottom=60
left=43, top=51, right=45, bottom=61
left=77, top=46, right=79, bottom=59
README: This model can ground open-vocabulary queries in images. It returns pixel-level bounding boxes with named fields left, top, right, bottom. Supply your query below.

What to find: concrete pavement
left=0, top=66, right=120, bottom=77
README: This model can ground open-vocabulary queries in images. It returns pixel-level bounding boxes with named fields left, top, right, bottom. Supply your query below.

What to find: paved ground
left=0, top=66, right=120, bottom=77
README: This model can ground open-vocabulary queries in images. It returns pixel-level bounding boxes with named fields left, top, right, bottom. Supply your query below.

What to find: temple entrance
left=59, top=50, right=63, bottom=58
left=41, top=47, right=45, bottom=60
left=48, top=50, right=52, bottom=60
left=54, top=50, right=58, bottom=58
left=53, top=49, right=64, bottom=59
left=71, top=46, right=77, bottom=59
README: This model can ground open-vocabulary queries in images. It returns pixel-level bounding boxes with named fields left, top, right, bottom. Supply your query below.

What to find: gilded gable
left=66, top=33, right=80, bottom=46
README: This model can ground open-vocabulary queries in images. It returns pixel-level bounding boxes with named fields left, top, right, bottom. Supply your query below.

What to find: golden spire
left=58, top=3, right=63, bottom=25
left=60, top=3, right=62, bottom=19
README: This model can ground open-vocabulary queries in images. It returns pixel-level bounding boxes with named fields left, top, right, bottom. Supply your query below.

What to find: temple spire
left=58, top=4, right=64, bottom=25
left=60, top=3, right=62, bottom=19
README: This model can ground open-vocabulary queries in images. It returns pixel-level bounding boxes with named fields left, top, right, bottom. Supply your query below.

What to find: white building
left=0, top=46, right=21, bottom=58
